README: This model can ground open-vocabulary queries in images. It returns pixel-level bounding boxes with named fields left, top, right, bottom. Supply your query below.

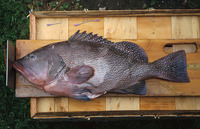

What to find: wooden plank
left=137, top=17, right=172, bottom=39
left=32, top=10, right=200, bottom=18
left=175, top=97, right=200, bottom=110
left=104, top=17, right=137, bottom=39
left=54, top=97, right=68, bottom=112
left=140, top=97, right=176, bottom=110
left=31, top=98, right=37, bottom=117
left=36, top=18, right=68, bottom=40
left=172, top=18, right=200, bottom=112
left=106, top=97, right=139, bottom=111
left=29, top=13, right=37, bottom=117
left=30, top=13, right=36, bottom=40
left=68, top=97, right=106, bottom=112
left=32, top=110, right=200, bottom=118
left=15, top=39, right=200, bottom=97
left=68, top=17, right=104, bottom=37
left=172, top=16, right=200, bottom=39
left=37, top=98, right=55, bottom=112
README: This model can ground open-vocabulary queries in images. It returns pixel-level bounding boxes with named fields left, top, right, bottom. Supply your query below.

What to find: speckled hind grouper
left=13, top=30, right=190, bottom=101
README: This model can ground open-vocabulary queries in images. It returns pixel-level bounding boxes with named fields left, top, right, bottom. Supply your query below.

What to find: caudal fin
left=150, top=50, right=190, bottom=82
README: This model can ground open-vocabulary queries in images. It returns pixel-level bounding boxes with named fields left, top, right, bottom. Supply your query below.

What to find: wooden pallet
left=15, top=10, right=200, bottom=119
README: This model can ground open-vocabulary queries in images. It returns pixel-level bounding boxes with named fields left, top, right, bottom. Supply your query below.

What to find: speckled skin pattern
left=13, top=30, right=190, bottom=101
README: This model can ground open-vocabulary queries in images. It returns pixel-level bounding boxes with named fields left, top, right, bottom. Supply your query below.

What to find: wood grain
left=36, top=18, right=68, bottom=40
left=30, top=13, right=36, bottom=40
left=37, top=98, right=55, bottom=112
left=137, top=17, right=172, bottom=39
left=140, top=97, right=176, bottom=110
left=54, top=98, right=68, bottom=112
left=32, top=10, right=200, bottom=18
left=68, top=17, right=104, bottom=37
left=68, top=97, right=106, bottom=112
left=31, top=98, right=37, bottom=117
left=106, top=97, right=139, bottom=111
left=172, top=16, right=200, bottom=39
left=104, top=17, right=137, bottom=39
left=175, top=97, right=200, bottom=110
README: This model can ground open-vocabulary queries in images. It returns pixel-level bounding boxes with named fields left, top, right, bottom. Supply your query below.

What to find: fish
left=13, top=30, right=190, bottom=101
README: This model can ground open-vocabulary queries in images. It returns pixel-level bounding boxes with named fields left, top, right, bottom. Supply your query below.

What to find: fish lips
left=13, top=60, right=49, bottom=86
left=13, top=60, right=34, bottom=78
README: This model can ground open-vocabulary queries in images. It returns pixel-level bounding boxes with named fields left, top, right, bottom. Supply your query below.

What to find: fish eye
left=29, top=54, right=37, bottom=59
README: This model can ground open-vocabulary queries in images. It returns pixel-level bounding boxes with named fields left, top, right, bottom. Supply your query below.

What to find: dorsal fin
left=68, top=30, right=113, bottom=45
left=114, top=41, right=148, bottom=63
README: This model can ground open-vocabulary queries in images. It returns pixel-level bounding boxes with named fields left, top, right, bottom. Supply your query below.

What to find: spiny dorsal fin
left=68, top=30, right=113, bottom=45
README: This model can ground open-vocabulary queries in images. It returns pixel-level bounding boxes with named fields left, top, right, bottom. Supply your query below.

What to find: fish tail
left=150, top=50, right=190, bottom=82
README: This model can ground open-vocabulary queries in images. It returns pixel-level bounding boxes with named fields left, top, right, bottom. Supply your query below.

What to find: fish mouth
left=13, top=61, right=33, bottom=78
left=13, top=61, right=47, bottom=86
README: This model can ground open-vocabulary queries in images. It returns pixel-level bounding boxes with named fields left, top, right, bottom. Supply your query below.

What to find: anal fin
left=109, top=80, right=146, bottom=95
left=73, top=94, right=90, bottom=101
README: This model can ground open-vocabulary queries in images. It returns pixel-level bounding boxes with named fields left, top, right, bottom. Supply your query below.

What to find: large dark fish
left=13, top=30, right=190, bottom=101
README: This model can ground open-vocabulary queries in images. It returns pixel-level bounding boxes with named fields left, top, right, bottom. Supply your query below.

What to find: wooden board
left=137, top=17, right=172, bottom=39
left=32, top=10, right=200, bottom=18
left=172, top=16, right=200, bottom=39
left=104, top=17, right=137, bottom=39
left=20, top=11, right=200, bottom=118
left=15, top=39, right=200, bottom=97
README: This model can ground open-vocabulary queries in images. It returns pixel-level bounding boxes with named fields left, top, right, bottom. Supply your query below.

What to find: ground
left=0, top=0, right=200, bottom=128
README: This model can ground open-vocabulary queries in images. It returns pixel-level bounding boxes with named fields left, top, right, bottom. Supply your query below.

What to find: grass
left=0, top=0, right=200, bottom=128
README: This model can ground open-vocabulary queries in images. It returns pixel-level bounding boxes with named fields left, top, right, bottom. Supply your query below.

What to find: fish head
left=13, top=48, right=66, bottom=86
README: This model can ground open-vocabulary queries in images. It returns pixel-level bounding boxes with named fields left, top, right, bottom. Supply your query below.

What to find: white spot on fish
left=52, top=45, right=55, bottom=49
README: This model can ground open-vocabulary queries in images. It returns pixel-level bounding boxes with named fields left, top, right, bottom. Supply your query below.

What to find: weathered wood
left=15, top=39, right=200, bottom=97
left=32, top=10, right=200, bottom=18
left=37, top=98, right=55, bottom=112
left=68, top=97, right=106, bottom=112
left=106, top=97, right=139, bottom=111
left=172, top=16, right=200, bottom=39
left=31, top=98, right=37, bottom=117
left=104, top=17, right=137, bottom=39
left=30, top=13, right=36, bottom=40
left=137, top=17, right=172, bottom=39
left=36, top=18, right=68, bottom=40
left=54, top=97, right=69, bottom=112
left=140, top=97, right=176, bottom=110
left=175, top=97, right=200, bottom=110
left=33, top=110, right=200, bottom=118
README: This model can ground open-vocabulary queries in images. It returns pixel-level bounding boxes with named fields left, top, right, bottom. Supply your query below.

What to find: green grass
left=1, top=0, right=200, bottom=128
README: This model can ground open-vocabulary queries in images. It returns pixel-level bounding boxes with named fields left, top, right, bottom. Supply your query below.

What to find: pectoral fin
left=67, top=65, right=94, bottom=84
